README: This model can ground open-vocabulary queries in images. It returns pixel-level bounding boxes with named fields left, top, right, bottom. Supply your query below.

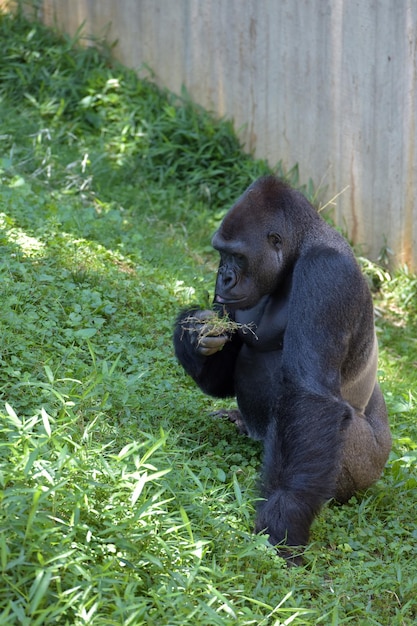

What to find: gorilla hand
left=185, top=310, right=230, bottom=356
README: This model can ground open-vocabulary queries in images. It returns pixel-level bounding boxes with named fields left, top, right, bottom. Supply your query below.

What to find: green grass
left=0, top=9, right=416, bottom=625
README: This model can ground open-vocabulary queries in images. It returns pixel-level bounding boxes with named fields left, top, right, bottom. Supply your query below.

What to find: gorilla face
left=212, top=230, right=284, bottom=310
left=211, top=183, right=289, bottom=310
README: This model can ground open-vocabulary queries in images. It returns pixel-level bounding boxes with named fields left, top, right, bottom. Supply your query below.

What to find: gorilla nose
left=220, top=268, right=237, bottom=288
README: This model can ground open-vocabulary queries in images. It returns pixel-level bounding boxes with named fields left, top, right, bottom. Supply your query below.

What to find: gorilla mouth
left=215, top=294, right=245, bottom=306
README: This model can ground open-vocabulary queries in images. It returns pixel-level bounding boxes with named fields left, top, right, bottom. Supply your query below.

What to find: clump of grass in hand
left=181, top=312, right=258, bottom=347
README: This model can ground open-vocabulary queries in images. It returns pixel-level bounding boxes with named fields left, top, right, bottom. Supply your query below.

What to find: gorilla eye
left=269, top=232, right=282, bottom=247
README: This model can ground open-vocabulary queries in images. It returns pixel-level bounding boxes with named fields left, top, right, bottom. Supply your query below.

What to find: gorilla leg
left=335, top=383, right=392, bottom=502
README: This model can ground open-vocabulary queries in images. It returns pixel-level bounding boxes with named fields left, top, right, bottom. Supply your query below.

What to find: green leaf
left=74, top=328, right=97, bottom=339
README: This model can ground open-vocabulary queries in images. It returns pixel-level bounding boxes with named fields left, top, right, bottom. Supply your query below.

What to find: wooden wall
left=24, top=1, right=417, bottom=266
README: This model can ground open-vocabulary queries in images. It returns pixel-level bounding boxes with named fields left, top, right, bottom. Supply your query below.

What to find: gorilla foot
left=276, top=546, right=304, bottom=567
left=211, top=409, right=249, bottom=436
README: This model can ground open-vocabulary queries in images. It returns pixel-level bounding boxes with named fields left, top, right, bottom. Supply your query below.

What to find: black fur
left=173, top=176, right=391, bottom=558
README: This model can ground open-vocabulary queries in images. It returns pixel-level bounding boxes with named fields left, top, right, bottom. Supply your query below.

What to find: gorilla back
left=174, top=176, right=391, bottom=559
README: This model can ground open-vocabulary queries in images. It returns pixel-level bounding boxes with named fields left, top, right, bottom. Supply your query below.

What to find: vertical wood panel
left=39, top=0, right=417, bottom=268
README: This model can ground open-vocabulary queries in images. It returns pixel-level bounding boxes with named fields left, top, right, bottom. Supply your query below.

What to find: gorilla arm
left=256, top=248, right=388, bottom=548
left=173, top=308, right=243, bottom=398
left=257, top=389, right=352, bottom=547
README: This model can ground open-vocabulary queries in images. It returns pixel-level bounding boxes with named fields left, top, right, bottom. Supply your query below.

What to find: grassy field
left=0, top=10, right=416, bottom=625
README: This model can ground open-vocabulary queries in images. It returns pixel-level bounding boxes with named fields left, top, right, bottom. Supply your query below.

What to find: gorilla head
left=211, top=177, right=317, bottom=310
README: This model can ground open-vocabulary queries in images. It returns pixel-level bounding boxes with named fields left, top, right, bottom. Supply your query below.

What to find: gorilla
left=173, top=176, right=391, bottom=558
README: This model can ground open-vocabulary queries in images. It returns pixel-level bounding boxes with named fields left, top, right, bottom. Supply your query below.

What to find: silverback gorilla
left=173, top=176, right=391, bottom=558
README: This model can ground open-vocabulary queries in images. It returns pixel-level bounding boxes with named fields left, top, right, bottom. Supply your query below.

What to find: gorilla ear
left=268, top=232, right=282, bottom=248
